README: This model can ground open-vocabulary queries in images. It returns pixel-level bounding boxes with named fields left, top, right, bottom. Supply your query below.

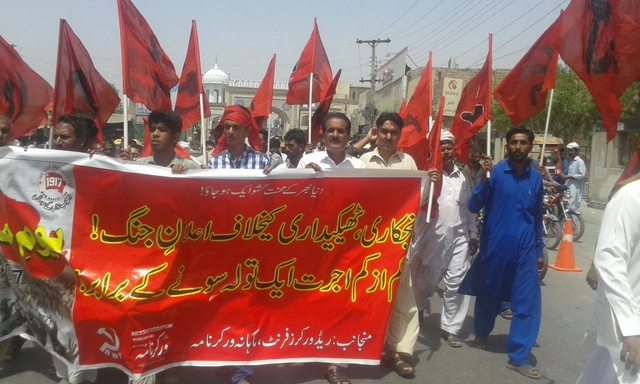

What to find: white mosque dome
left=203, top=63, right=229, bottom=84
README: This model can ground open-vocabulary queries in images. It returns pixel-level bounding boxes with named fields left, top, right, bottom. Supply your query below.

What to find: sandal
left=506, top=360, right=541, bottom=379
left=441, top=331, right=462, bottom=348
left=473, top=336, right=488, bottom=350
left=325, top=365, right=351, bottom=384
left=500, top=309, right=513, bottom=320
left=385, top=354, right=415, bottom=377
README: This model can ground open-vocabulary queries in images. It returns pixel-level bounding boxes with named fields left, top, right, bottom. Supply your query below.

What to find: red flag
left=398, top=52, right=432, bottom=148
left=53, top=20, right=121, bottom=142
left=0, top=35, right=53, bottom=139
left=401, top=96, right=444, bottom=172
left=450, top=35, right=492, bottom=163
left=250, top=54, right=277, bottom=141
left=398, top=98, right=407, bottom=117
left=400, top=97, right=444, bottom=218
left=548, top=0, right=640, bottom=142
left=614, top=138, right=640, bottom=188
left=494, top=22, right=559, bottom=126
left=117, top=0, right=178, bottom=111
left=286, top=18, right=333, bottom=105
left=310, top=69, right=342, bottom=146
left=175, top=20, right=210, bottom=130
left=141, top=116, right=190, bottom=159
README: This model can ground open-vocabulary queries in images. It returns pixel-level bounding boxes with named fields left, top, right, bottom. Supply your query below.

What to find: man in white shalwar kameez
left=577, top=178, right=640, bottom=384
left=410, top=131, right=478, bottom=347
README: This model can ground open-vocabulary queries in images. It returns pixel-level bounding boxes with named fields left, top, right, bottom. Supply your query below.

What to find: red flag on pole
left=175, top=20, right=210, bottom=130
left=0, top=35, right=53, bottom=139
left=286, top=18, right=333, bottom=105
left=117, top=0, right=178, bottom=111
left=450, top=36, right=492, bottom=163
left=399, top=96, right=444, bottom=218
left=398, top=98, right=407, bottom=117
left=53, top=20, right=121, bottom=142
left=494, top=22, right=558, bottom=126
left=310, top=69, right=342, bottom=146
left=250, top=54, right=277, bottom=138
left=398, top=52, right=432, bottom=148
left=401, top=96, right=444, bottom=172
left=548, top=0, right=640, bottom=142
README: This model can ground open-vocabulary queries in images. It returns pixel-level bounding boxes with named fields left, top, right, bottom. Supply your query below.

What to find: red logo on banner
left=33, top=165, right=73, bottom=212
left=45, top=172, right=67, bottom=193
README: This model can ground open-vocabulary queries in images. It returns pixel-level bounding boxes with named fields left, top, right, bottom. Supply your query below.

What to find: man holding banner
left=135, top=110, right=200, bottom=172
left=298, top=112, right=364, bottom=172
left=210, top=105, right=270, bottom=172
left=360, top=112, right=437, bottom=377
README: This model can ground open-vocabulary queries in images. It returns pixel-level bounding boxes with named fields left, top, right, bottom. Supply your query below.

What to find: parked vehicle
left=548, top=185, right=585, bottom=241
left=542, top=192, right=563, bottom=250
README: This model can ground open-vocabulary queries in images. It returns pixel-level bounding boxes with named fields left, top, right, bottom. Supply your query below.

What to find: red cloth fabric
left=0, top=35, right=52, bottom=139
left=286, top=18, right=333, bottom=105
left=310, top=69, right=341, bottom=146
left=549, top=0, right=640, bottom=142
left=614, top=138, right=640, bottom=187
left=450, top=35, right=492, bottom=163
left=398, top=52, right=432, bottom=148
left=117, top=0, right=178, bottom=111
left=494, top=20, right=558, bottom=126
left=400, top=96, right=444, bottom=218
left=175, top=20, right=210, bottom=130
left=53, top=19, right=121, bottom=142
left=249, top=54, right=276, bottom=140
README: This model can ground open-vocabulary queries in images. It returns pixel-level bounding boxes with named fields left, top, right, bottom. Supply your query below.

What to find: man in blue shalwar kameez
left=459, top=126, right=546, bottom=380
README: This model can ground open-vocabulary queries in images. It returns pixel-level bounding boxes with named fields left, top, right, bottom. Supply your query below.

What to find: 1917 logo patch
left=32, top=165, right=73, bottom=212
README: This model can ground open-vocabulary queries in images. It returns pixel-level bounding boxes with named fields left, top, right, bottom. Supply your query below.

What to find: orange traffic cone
left=549, top=219, right=582, bottom=272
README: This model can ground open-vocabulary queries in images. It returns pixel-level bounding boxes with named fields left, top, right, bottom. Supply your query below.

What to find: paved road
left=0, top=207, right=604, bottom=384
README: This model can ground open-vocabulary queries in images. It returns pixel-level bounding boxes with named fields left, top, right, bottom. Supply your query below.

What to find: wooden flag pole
left=123, top=96, right=129, bottom=149
left=540, top=88, right=555, bottom=166
left=308, top=72, right=314, bottom=143
left=426, top=117, right=435, bottom=223
left=199, top=93, right=207, bottom=166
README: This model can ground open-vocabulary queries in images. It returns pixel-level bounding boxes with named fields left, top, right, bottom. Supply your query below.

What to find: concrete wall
left=588, top=131, right=624, bottom=207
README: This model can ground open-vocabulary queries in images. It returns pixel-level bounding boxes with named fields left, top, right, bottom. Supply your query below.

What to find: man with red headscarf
left=210, top=105, right=269, bottom=171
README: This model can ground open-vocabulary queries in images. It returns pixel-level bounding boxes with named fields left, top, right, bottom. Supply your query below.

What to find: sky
left=2, top=0, right=569, bottom=94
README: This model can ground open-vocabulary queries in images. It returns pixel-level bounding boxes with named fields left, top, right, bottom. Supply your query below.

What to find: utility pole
left=356, top=38, right=390, bottom=131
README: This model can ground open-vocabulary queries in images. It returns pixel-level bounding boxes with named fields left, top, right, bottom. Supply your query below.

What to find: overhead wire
left=464, top=0, right=566, bottom=68
left=411, top=0, right=511, bottom=62
left=389, top=0, right=446, bottom=40
left=409, top=1, right=482, bottom=51
left=372, top=0, right=421, bottom=38
left=393, top=0, right=474, bottom=41
left=439, top=0, right=551, bottom=66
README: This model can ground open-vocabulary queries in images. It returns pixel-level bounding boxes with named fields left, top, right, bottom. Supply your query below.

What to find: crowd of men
left=0, top=105, right=637, bottom=384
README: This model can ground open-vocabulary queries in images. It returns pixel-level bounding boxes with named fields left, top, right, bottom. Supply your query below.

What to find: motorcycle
left=548, top=185, right=585, bottom=241
left=542, top=191, right=563, bottom=250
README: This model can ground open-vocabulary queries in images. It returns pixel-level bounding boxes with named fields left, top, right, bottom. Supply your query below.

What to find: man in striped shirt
left=209, top=105, right=270, bottom=171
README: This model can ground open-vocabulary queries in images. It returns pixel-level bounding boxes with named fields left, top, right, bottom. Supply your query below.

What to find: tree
left=110, top=83, right=124, bottom=114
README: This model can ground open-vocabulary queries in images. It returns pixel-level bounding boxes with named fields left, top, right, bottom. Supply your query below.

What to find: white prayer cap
left=566, top=142, right=579, bottom=150
left=441, top=130, right=455, bottom=144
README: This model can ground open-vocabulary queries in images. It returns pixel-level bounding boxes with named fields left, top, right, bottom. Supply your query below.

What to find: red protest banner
left=0, top=147, right=424, bottom=377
